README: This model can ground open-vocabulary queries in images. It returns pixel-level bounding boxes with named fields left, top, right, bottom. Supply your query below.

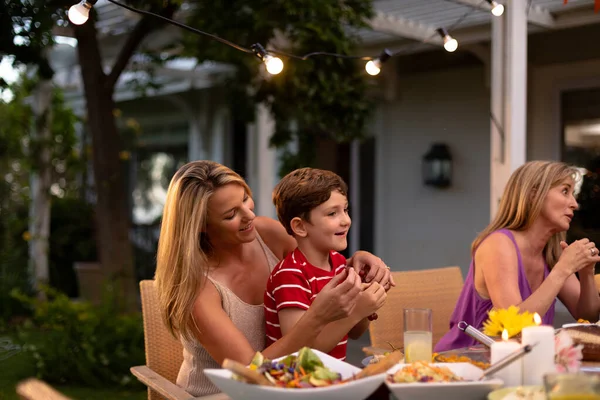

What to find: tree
left=183, top=0, right=375, bottom=174
left=0, top=0, right=376, bottom=308
left=0, top=76, right=79, bottom=303
left=1, top=0, right=181, bottom=309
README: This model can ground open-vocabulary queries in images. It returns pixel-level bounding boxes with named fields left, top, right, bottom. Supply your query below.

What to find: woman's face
left=539, top=177, right=579, bottom=232
left=205, top=183, right=256, bottom=245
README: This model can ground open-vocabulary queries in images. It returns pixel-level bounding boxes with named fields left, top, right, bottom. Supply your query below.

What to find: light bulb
left=264, top=55, right=283, bottom=75
left=365, top=60, right=381, bottom=76
left=68, top=1, right=91, bottom=25
left=491, top=1, right=504, bottom=16
left=443, top=36, right=458, bottom=52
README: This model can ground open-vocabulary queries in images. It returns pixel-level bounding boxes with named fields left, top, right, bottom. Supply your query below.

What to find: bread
left=561, top=325, right=600, bottom=361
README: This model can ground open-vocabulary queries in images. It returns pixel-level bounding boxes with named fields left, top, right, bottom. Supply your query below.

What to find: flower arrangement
left=482, top=306, right=536, bottom=338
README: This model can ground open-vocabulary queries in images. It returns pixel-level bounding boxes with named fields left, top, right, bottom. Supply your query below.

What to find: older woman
left=155, top=160, right=393, bottom=396
left=436, top=161, right=600, bottom=352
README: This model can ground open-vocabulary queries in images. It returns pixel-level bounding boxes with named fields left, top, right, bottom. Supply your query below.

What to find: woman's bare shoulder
left=254, top=216, right=296, bottom=259
left=476, top=230, right=519, bottom=268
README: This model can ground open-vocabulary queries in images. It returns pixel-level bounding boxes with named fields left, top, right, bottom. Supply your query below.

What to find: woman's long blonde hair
left=472, top=161, right=579, bottom=268
left=155, top=160, right=251, bottom=341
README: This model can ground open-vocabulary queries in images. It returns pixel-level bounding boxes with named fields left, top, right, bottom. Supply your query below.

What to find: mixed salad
left=234, top=347, right=345, bottom=388
left=388, top=361, right=464, bottom=383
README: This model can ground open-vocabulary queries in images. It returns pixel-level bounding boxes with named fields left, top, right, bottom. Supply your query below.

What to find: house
left=51, top=0, right=600, bottom=281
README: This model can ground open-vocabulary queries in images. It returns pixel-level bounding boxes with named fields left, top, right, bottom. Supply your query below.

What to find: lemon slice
left=405, top=341, right=431, bottom=362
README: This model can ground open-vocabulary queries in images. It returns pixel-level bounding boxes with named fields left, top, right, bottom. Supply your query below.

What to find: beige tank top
left=176, top=233, right=280, bottom=397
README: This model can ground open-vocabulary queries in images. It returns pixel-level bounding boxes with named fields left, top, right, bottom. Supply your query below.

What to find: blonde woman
left=436, top=161, right=600, bottom=352
left=155, top=160, right=393, bottom=396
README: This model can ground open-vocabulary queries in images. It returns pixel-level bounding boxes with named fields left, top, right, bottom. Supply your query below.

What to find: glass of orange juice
left=403, top=308, right=432, bottom=363
left=544, top=373, right=600, bottom=400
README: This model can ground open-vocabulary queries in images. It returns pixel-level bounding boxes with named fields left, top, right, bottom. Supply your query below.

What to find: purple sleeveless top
left=434, top=229, right=555, bottom=352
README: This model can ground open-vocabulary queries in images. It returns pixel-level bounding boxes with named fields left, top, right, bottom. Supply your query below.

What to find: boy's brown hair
left=273, top=168, right=348, bottom=236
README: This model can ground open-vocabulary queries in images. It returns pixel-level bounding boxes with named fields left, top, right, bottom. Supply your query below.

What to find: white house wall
left=375, top=65, right=491, bottom=273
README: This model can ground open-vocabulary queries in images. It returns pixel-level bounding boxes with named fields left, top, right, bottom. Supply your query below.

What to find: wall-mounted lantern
left=422, top=143, right=452, bottom=188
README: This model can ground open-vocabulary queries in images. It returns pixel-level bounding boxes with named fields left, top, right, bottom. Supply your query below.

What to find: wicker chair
left=368, top=266, right=464, bottom=351
left=16, top=379, right=71, bottom=400
left=131, top=280, right=228, bottom=400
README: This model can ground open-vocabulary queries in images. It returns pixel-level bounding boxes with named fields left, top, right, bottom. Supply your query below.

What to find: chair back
left=369, top=266, right=464, bottom=350
left=140, top=280, right=184, bottom=400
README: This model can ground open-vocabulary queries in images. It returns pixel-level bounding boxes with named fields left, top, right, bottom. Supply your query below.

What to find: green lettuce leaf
left=312, top=366, right=339, bottom=381
left=296, top=347, right=323, bottom=373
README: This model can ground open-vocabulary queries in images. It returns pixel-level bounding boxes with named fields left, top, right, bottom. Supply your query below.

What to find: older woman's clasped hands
left=558, top=238, right=600, bottom=275
left=556, top=239, right=600, bottom=273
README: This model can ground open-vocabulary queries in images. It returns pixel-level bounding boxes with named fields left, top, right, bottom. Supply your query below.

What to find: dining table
left=195, top=344, right=600, bottom=400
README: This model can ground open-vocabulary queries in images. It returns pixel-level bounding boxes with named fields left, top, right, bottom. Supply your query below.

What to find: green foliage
left=0, top=76, right=83, bottom=200
left=183, top=0, right=376, bottom=175
left=12, top=287, right=145, bottom=388
left=0, top=204, right=31, bottom=328
left=0, top=78, right=84, bottom=316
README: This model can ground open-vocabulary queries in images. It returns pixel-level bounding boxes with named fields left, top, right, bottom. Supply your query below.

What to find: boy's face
left=303, top=190, right=351, bottom=252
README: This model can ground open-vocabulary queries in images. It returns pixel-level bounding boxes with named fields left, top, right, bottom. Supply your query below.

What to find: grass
left=0, top=332, right=146, bottom=400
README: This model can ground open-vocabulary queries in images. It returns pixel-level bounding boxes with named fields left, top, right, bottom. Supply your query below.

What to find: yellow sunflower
left=482, top=305, right=536, bottom=337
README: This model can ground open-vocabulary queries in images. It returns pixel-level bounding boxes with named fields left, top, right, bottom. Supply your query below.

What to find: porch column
left=247, top=104, right=277, bottom=219
left=490, top=0, right=528, bottom=218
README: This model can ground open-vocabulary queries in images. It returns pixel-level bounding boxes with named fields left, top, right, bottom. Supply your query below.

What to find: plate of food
left=362, top=346, right=491, bottom=370
left=385, top=361, right=503, bottom=400
left=203, top=347, right=385, bottom=400
left=559, top=322, right=600, bottom=361
left=487, top=385, right=545, bottom=400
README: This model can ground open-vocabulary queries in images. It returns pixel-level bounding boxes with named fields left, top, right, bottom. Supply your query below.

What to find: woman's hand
left=347, top=250, right=396, bottom=290
left=354, top=282, right=387, bottom=319
left=557, top=239, right=600, bottom=276
left=309, top=268, right=362, bottom=324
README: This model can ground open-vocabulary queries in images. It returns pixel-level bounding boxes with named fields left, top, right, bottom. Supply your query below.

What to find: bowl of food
left=487, top=385, right=545, bottom=400
left=203, top=347, right=385, bottom=400
left=385, top=361, right=503, bottom=400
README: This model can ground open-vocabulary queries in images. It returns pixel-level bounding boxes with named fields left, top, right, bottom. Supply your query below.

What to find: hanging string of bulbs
left=67, top=0, right=504, bottom=76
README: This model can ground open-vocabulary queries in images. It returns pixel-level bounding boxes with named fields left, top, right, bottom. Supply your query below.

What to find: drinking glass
left=544, top=373, right=600, bottom=400
left=403, top=308, right=432, bottom=363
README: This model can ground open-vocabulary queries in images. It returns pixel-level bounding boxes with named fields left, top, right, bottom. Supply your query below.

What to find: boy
left=264, top=168, right=386, bottom=360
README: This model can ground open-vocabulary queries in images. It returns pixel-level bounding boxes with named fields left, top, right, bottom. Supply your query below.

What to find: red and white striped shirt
left=264, top=248, right=348, bottom=360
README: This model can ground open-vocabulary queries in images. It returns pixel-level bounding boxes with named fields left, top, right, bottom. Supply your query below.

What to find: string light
left=68, top=0, right=96, bottom=25
left=251, top=43, right=284, bottom=75
left=66, top=0, right=480, bottom=73
left=486, top=0, right=505, bottom=16
left=365, top=49, right=392, bottom=76
left=436, top=27, right=459, bottom=52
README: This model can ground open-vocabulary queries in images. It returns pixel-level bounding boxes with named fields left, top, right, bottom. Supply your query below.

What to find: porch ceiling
left=88, top=0, right=599, bottom=54
left=363, top=0, right=599, bottom=53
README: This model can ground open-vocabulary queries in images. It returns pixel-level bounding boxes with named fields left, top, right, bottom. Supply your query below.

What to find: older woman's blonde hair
left=472, top=161, right=580, bottom=268
left=155, top=160, right=251, bottom=341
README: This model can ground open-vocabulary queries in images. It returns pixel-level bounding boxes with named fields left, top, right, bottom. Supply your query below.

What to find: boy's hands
left=355, top=282, right=387, bottom=320
left=347, top=251, right=396, bottom=291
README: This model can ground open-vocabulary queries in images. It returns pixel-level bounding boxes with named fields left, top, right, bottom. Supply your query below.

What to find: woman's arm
left=476, top=233, right=568, bottom=316
left=254, top=217, right=296, bottom=260
left=557, top=266, right=600, bottom=321
left=192, top=268, right=363, bottom=365
left=556, top=240, right=600, bottom=321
